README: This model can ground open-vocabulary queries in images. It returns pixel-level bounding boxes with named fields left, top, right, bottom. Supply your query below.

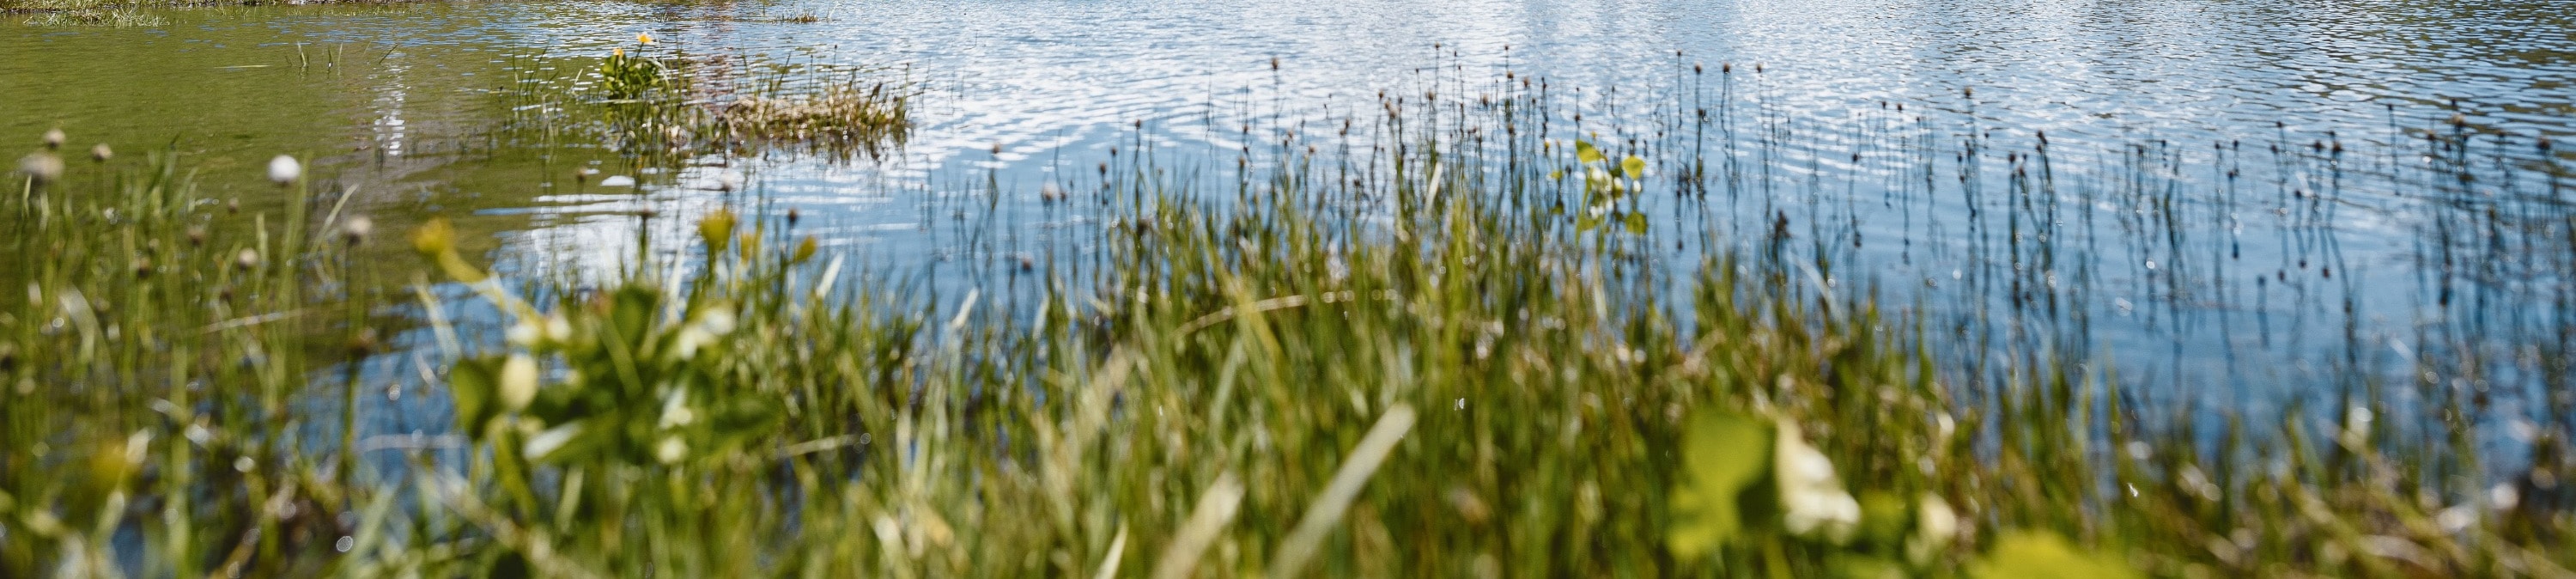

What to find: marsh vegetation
left=4, top=1, right=2576, bottom=577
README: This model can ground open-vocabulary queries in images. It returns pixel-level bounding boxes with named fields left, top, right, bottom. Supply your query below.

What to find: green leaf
left=1576, top=140, right=1605, bottom=165
left=1971, top=532, right=2140, bottom=579
left=1856, top=491, right=1910, bottom=548
left=611, top=285, right=659, bottom=344
left=1622, top=155, right=1647, bottom=180
left=450, top=357, right=498, bottom=436
left=1624, top=211, right=1649, bottom=235
left=1832, top=555, right=1908, bottom=579
left=1668, top=411, right=1773, bottom=559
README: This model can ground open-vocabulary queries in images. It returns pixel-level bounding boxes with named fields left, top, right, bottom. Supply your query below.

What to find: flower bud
left=41, top=129, right=64, bottom=150
left=89, top=143, right=112, bottom=162
left=498, top=353, right=539, bottom=412
left=410, top=217, right=456, bottom=256
left=792, top=235, right=817, bottom=264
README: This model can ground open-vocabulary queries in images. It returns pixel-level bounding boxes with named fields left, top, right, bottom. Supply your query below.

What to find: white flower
left=657, top=389, right=696, bottom=429
left=499, top=353, right=540, bottom=411
left=507, top=320, right=543, bottom=347
left=1908, top=493, right=1959, bottom=564
left=507, top=314, right=575, bottom=348
left=266, top=155, right=302, bottom=186
left=543, top=314, right=573, bottom=343
left=1775, top=418, right=1861, bottom=543
left=654, top=436, right=687, bottom=464
left=671, top=307, right=737, bottom=360
left=671, top=326, right=715, bottom=360
left=695, top=307, right=737, bottom=335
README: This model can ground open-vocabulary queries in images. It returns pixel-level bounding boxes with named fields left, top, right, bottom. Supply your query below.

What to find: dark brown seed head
left=347, top=328, right=380, bottom=357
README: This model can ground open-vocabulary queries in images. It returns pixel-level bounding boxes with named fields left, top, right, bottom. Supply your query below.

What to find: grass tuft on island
left=499, top=36, right=912, bottom=163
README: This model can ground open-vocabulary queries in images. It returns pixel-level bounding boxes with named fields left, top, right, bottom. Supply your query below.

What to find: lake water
left=6, top=0, right=2573, bottom=435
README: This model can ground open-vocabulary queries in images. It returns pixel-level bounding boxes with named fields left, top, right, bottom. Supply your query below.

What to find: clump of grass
left=714, top=82, right=907, bottom=155
left=0, top=135, right=380, bottom=576
left=20, top=8, right=164, bottom=26
left=496, top=37, right=909, bottom=162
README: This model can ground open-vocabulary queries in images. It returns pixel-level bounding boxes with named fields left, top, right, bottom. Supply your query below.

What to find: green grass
left=3, top=69, right=2573, bottom=579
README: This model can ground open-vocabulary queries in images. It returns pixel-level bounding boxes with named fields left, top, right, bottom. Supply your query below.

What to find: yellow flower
left=699, top=207, right=738, bottom=252
left=637, top=33, right=654, bottom=45
left=612, top=46, right=624, bottom=58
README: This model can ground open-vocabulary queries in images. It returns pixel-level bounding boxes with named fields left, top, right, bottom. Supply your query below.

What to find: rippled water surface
left=5, top=0, right=2574, bottom=423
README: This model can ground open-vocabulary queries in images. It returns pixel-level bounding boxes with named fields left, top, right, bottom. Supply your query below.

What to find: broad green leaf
left=1622, top=155, right=1647, bottom=179
left=611, top=285, right=659, bottom=348
left=1856, top=491, right=1910, bottom=548
left=1576, top=140, right=1605, bottom=165
left=1832, top=554, right=1908, bottom=579
left=1624, top=211, right=1649, bottom=235
left=1971, top=532, right=2141, bottom=579
left=1668, top=411, right=1773, bottom=559
left=450, top=357, right=498, bottom=436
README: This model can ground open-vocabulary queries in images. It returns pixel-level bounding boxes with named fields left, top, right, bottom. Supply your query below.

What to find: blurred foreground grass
left=5, top=81, right=2576, bottom=579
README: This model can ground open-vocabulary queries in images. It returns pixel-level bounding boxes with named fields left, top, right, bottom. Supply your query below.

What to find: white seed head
left=266, top=155, right=302, bottom=186
left=40, top=129, right=64, bottom=149
left=15, top=153, right=63, bottom=185
left=89, top=143, right=112, bottom=162
left=341, top=216, right=373, bottom=243
left=234, top=248, right=261, bottom=270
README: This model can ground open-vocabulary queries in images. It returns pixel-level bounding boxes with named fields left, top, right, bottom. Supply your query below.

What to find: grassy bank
left=5, top=67, right=2576, bottom=578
